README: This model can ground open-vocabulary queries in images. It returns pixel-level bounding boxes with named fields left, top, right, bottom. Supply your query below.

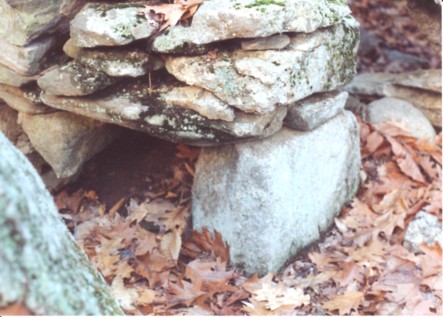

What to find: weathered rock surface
left=383, top=85, right=441, bottom=128
left=165, top=20, right=359, bottom=114
left=152, top=0, right=352, bottom=53
left=0, top=63, right=38, bottom=87
left=39, top=80, right=287, bottom=146
left=0, top=0, right=87, bottom=46
left=70, top=3, right=159, bottom=48
left=0, top=35, right=57, bottom=75
left=344, top=94, right=368, bottom=121
left=404, top=211, right=443, bottom=253
left=0, top=132, right=123, bottom=315
left=345, top=70, right=442, bottom=128
left=241, top=34, right=291, bottom=51
left=284, top=91, right=348, bottom=131
left=0, top=84, right=52, bottom=114
left=346, top=70, right=441, bottom=95
left=0, top=103, right=49, bottom=176
left=192, top=111, right=360, bottom=274
left=367, top=97, right=436, bottom=141
left=38, top=61, right=117, bottom=96
left=21, top=111, right=119, bottom=178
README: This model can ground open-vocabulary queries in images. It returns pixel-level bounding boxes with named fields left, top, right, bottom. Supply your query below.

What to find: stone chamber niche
left=0, top=0, right=361, bottom=274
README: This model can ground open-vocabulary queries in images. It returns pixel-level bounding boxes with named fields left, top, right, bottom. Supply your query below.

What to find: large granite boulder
left=192, top=111, right=360, bottom=274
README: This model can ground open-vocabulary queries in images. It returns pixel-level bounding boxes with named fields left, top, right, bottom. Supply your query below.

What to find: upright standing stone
left=192, top=111, right=360, bottom=274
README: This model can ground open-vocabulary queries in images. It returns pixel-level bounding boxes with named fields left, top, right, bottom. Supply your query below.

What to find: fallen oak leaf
left=322, top=291, right=364, bottom=315
left=185, top=258, right=237, bottom=292
left=167, top=279, right=205, bottom=308
left=384, top=135, right=426, bottom=183
left=141, top=0, right=205, bottom=31
left=252, top=283, right=310, bottom=311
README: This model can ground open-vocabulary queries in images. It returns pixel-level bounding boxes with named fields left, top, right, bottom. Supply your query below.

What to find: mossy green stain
left=245, top=0, right=286, bottom=8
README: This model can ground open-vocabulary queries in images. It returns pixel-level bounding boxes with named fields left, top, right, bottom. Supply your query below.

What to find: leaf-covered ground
left=55, top=119, right=442, bottom=315
left=53, top=0, right=442, bottom=314
left=349, top=0, right=441, bottom=73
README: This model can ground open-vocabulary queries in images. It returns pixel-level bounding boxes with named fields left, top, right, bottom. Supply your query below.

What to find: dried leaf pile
left=349, top=0, right=441, bottom=73
left=55, top=117, right=442, bottom=315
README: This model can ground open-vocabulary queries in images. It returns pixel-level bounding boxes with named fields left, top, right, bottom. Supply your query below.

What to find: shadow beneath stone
left=62, top=130, right=181, bottom=208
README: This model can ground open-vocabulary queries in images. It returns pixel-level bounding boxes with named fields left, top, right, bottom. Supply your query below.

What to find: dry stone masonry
left=0, top=0, right=361, bottom=274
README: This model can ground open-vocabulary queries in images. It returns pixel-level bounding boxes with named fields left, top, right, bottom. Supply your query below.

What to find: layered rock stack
left=0, top=0, right=362, bottom=274
left=0, top=0, right=118, bottom=181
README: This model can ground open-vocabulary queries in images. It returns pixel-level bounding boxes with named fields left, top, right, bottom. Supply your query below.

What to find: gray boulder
left=404, top=211, right=443, bottom=253
left=165, top=19, right=359, bottom=114
left=152, top=0, right=352, bottom=53
left=21, top=111, right=119, bottom=178
left=192, top=111, right=360, bottom=274
left=70, top=3, right=159, bottom=48
left=367, top=97, right=436, bottom=142
left=284, top=91, right=348, bottom=131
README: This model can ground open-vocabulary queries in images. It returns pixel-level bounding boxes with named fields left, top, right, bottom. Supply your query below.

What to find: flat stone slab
left=192, top=110, right=360, bottom=275
left=345, top=70, right=442, bottom=128
left=0, top=63, right=38, bottom=87
left=37, top=61, right=117, bottom=96
left=152, top=0, right=352, bottom=53
left=39, top=79, right=287, bottom=146
left=165, top=19, right=359, bottom=114
left=0, top=35, right=57, bottom=76
left=0, top=84, right=52, bottom=114
left=70, top=3, right=159, bottom=48
left=284, top=91, right=348, bottom=131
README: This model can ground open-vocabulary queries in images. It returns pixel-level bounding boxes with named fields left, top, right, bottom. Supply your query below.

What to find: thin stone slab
left=284, top=91, right=348, bottom=131
left=37, top=61, right=117, bottom=96
left=0, top=63, right=38, bottom=87
left=152, top=0, right=352, bottom=53
left=39, top=79, right=287, bottom=146
left=165, top=19, right=359, bottom=114
left=241, top=34, right=290, bottom=51
left=70, top=3, right=159, bottom=48
left=192, top=111, right=360, bottom=275
left=345, top=70, right=442, bottom=128
left=345, top=70, right=442, bottom=95
left=0, top=84, right=52, bottom=114
left=0, top=35, right=57, bottom=76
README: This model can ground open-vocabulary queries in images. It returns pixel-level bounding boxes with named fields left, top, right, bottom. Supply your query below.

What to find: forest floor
left=53, top=0, right=442, bottom=315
